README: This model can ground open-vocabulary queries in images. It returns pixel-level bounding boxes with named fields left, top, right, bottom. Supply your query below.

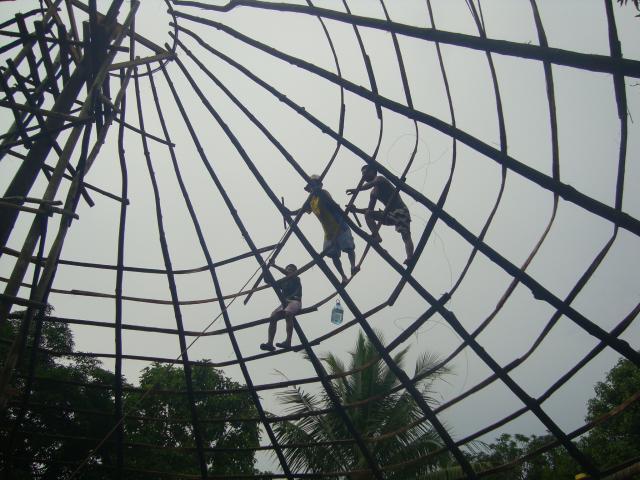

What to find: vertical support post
left=15, top=14, right=42, bottom=88
left=34, top=20, right=60, bottom=96
left=113, top=68, right=128, bottom=480
left=0, top=64, right=87, bottom=251
left=0, top=0, right=136, bottom=331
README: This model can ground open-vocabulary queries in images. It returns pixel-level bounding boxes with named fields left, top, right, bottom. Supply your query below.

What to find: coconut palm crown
left=273, top=330, right=454, bottom=479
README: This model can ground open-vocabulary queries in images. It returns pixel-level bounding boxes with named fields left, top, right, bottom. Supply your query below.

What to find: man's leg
left=277, top=312, right=294, bottom=347
left=261, top=310, right=282, bottom=351
left=347, top=249, right=359, bottom=275
left=365, top=211, right=382, bottom=243
left=331, top=255, right=348, bottom=284
left=401, top=230, right=414, bottom=264
left=325, top=238, right=349, bottom=283
left=267, top=313, right=278, bottom=344
left=285, top=314, right=294, bottom=343
left=277, top=300, right=300, bottom=348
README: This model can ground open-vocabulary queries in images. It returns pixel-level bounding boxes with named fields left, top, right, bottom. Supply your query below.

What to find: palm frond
left=273, top=328, right=454, bottom=476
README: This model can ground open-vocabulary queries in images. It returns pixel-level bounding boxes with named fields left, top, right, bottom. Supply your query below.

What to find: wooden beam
left=108, top=51, right=174, bottom=71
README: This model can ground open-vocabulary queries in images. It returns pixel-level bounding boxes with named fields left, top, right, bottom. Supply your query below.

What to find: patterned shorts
left=370, top=207, right=411, bottom=235
left=323, top=228, right=355, bottom=259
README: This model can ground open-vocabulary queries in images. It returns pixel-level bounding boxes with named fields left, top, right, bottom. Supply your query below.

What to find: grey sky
left=1, top=0, right=639, bottom=474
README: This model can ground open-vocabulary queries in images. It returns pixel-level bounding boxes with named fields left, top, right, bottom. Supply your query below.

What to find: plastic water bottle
left=331, top=300, right=343, bottom=325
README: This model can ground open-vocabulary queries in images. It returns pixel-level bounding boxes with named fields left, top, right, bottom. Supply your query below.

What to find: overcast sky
left=1, top=0, right=639, bottom=474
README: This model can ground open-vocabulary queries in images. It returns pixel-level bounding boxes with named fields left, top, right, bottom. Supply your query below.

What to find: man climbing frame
left=260, top=261, right=302, bottom=351
left=288, top=174, right=358, bottom=284
left=346, top=164, right=414, bottom=265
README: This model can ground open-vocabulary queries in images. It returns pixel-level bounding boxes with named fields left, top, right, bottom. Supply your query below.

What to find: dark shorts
left=370, top=207, right=411, bottom=235
left=323, top=228, right=355, bottom=259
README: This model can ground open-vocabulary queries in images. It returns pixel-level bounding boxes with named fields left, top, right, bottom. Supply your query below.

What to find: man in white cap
left=289, top=175, right=358, bottom=283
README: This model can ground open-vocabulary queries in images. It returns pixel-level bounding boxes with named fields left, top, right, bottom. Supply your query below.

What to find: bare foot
left=276, top=341, right=291, bottom=349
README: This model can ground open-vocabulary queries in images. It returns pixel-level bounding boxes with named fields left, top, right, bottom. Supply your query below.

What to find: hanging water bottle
left=331, top=299, right=343, bottom=325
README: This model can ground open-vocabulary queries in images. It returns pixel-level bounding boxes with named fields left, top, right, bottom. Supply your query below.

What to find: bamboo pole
left=133, top=61, right=209, bottom=479
left=173, top=18, right=640, bottom=237
left=172, top=22, right=640, bottom=365
left=0, top=0, right=138, bottom=412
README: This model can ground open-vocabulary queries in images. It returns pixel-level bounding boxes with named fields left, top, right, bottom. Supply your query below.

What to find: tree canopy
left=274, top=330, right=453, bottom=479
left=125, top=361, right=260, bottom=477
left=2, top=311, right=637, bottom=478
left=0, top=312, right=260, bottom=478
left=618, top=0, right=640, bottom=11
left=469, top=357, right=640, bottom=479
left=582, top=357, right=640, bottom=474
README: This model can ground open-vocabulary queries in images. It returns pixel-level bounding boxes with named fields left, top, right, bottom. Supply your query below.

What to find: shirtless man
left=346, top=165, right=414, bottom=264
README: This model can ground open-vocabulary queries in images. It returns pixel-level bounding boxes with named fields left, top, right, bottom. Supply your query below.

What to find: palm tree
left=273, top=330, right=454, bottom=479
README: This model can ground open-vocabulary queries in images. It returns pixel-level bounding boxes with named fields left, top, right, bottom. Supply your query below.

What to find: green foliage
left=274, top=330, right=453, bottom=479
left=468, top=358, right=640, bottom=479
left=124, top=362, right=260, bottom=477
left=618, top=0, right=640, bottom=10
left=468, top=433, right=579, bottom=480
left=618, top=0, right=640, bottom=17
left=470, top=433, right=531, bottom=480
left=0, top=312, right=260, bottom=478
left=1, top=312, right=117, bottom=479
left=582, top=358, right=640, bottom=472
